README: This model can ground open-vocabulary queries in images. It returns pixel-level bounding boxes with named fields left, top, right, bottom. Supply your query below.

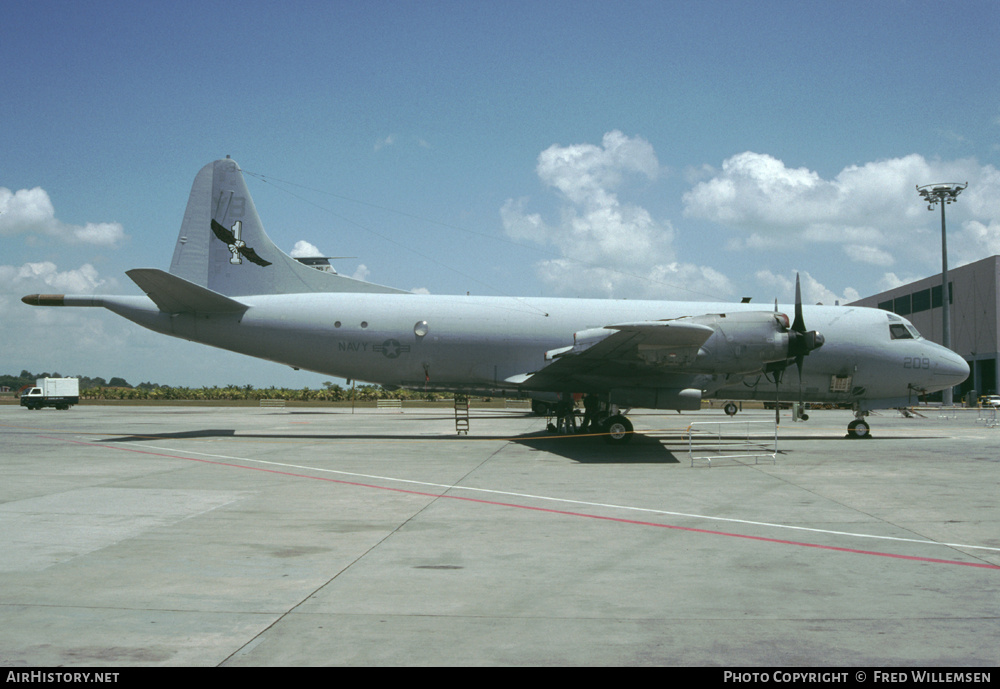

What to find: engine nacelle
left=682, top=312, right=794, bottom=374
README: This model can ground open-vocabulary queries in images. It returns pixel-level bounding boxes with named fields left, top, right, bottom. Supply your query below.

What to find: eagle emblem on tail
left=211, top=219, right=272, bottom=267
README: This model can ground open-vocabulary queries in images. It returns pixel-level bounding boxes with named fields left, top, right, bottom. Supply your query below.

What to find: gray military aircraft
left=22, top=158, right=969, bottom=441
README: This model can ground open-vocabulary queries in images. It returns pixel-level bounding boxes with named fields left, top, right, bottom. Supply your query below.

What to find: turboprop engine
left=679, top=311, right=813, bottom=374
left=564, top=310, right=823, bottom=376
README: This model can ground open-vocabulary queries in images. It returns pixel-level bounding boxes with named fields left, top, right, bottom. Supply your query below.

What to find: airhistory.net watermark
left=6, top=673, right=119, bottom=684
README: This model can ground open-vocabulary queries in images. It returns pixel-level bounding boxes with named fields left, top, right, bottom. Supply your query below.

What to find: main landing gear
left=543, top=399, right=635, bottom=444
left=602, top=414, right=634, bottom=444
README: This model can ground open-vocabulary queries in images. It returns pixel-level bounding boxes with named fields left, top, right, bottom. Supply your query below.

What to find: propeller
left=769, top=274, right=825, bottom=423
left=788, top=274, right=825, bottom=381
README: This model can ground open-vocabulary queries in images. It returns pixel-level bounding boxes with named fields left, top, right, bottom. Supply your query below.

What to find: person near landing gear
left=555, top=392, right=577, bottom=434
left=580, top=393, right=601, bottom=433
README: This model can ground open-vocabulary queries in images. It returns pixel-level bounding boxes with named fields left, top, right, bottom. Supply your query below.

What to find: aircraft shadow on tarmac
left=102, top=429, right=237, bottom=442
left=511, top=430, right=679, bottom=463
left=100, top=427, right=679, bottom=463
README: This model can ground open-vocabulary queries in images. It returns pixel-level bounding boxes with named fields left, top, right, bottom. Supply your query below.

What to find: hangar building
left=850, top=254, right=999, bottom=400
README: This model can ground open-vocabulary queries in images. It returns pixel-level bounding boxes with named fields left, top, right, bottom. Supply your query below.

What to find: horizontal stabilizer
left=127, top=269, right=248, bottom=313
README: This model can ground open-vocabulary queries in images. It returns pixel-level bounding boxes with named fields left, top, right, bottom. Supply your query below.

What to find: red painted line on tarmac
left=45, top=435, right=1000, bottom=571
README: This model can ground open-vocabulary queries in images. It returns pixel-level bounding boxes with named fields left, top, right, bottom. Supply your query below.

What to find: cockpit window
left=889, top=323, right=920, bottom=340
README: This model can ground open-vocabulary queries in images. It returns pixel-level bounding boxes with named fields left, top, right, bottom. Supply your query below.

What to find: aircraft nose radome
left=936, top=351, right=970, bottom=385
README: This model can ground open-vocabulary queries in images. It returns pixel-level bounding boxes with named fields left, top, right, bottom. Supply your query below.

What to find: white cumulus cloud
left=0, top=261, right=106, bottom=295
left=755, top=269, right=860, bottom=306
left=290, top=240, right=323, bottom=258
left=351, top=264, right=371, bottom=282
left=502, top=131, right=731, bottom=299
left=0, top=261, right=123, bottom=376
left=683, top=152, right=1000, bottom=274
left=0, top=187, right=125, bottom=246
left=956, top=220, right=1000, bottom=264
left=374, top=135, right=396, bottom=152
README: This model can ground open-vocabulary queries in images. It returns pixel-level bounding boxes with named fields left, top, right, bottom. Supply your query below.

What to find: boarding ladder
left=454, top=395, right=470, bottom=435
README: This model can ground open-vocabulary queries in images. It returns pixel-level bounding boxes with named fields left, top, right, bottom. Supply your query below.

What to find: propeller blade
left=796, top=353, right=805, bottom=414
left=788, top=273, right=825, bottom=418
left=792, top=273, right=805, bottom=333
left=786, top=273, right=825, bottom=360
left=769, top=274, right=826, bottom=423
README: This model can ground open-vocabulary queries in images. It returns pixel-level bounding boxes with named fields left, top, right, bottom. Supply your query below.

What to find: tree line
left=2, top=370, right=135, bottom=392
left=2, top=371, right=447, bottom=402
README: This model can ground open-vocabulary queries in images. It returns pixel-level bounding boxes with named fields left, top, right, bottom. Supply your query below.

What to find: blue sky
left=3, top=0, right=999, bottom=388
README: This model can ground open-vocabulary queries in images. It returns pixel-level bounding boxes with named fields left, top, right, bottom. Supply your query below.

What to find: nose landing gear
left=847, top=413, right=871, bottom=439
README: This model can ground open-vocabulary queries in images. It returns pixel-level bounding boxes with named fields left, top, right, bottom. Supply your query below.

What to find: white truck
left=20, top=378, right=80, bottom=410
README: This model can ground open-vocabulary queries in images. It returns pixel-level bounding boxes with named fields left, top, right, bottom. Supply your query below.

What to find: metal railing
left=686, top=420, right=778, bottom=467
left=932, top=405, right=998, bottom=428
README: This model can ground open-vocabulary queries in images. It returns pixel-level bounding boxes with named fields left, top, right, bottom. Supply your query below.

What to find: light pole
left=916, top=182, right=967, bottom=406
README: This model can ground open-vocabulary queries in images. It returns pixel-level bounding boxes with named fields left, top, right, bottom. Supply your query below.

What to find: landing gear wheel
left=847, top=419, right=871, bottom=439
left=724, top=402, right=738, bottom=416
left=603, top=415, right=634, bottom=444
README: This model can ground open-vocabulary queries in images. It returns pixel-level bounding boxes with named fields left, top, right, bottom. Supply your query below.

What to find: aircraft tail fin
left=168, top=158, right=406, bottom=296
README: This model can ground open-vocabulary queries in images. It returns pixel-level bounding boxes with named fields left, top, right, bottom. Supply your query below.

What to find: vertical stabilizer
left=169, top=158, right=406, bottom=296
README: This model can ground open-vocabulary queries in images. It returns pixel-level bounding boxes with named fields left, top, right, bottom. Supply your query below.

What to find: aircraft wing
left=510, top=320, right=715, bottom=391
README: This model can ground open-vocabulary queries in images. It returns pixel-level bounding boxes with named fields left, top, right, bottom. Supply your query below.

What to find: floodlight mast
left=916, top=182, right=967, bottom=406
